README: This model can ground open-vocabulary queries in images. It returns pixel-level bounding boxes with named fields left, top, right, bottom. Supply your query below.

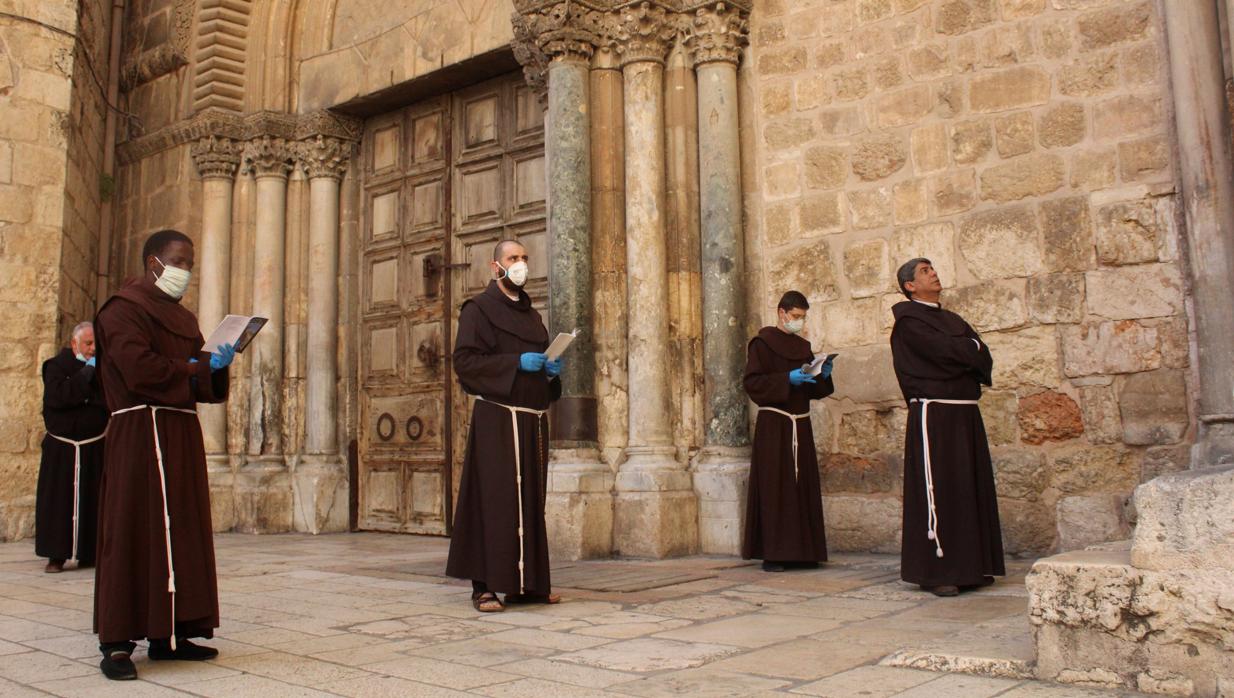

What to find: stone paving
left=0, top=533, right=1147, bottom=697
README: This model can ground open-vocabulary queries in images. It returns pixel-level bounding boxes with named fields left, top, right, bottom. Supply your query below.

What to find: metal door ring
left=376, top=413, right=395, bottom=441
left=406, top=416, right=424, bottom=441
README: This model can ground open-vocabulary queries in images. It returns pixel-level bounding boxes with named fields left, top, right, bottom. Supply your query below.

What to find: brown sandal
left=472, top=591, right=505, bottom=612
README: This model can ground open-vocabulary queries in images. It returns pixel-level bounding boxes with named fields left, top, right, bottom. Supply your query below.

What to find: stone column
left=687, top=2, right=751, bottom=554
left=244, top=136, right=292, bottom=468
left=613, top=3, right=698, bottom=557
left=1163, top=1, right=1234, bottom=465
left=190, top=135, right=240, bottom=473
left=293, top=135, right=351, bottom=533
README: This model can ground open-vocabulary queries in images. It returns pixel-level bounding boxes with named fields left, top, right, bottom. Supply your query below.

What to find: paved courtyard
left=0, top=533, right=1146, bottom=697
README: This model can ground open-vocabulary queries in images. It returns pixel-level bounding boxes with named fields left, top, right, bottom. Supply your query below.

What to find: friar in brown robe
left=92, top=230, right=234, bottom=680
left=743, top=291, right=835, bottom=571
left=446, top=239, right=562, bottom=612
left=36, top=322, right=108, bottom=572
left=890, top=258, right=1004, bottom=596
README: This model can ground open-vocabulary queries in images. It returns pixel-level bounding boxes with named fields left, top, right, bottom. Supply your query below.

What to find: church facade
left=2, top=0, right=1233, bottom=567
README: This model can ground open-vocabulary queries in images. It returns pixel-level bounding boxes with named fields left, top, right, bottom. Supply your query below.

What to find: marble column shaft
left=1163, top=1, right=1234, bottom=464
left=304, top=174, right=341, bottom=456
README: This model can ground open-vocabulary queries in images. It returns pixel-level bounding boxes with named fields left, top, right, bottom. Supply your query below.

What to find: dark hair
left=896, top=257, right=931, bottom=299
left=777, top=290, right=810, bottom=312
left=142, top=229, right=193, bottom=262
left=492, top=239, right=524, bottom=262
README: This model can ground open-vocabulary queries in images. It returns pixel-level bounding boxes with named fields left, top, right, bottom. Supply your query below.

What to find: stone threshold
left=879, top=613, right=1037, bottom=680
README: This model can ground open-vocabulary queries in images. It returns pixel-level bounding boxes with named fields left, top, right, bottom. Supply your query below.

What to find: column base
left=293, top=458, right=349, bottom=535
left=232, top=468, right=293, bottom=533
left=546, top=449, right=613, bottom=561
left=614, top=451, right=698, bottom=558
left=244, top=454, right=287, bottom=471
left=1195, top=418, right=1234, bottom=467
left=208, top=469, right=237, bottom=533
left=692, top=446, right=751, bottom=555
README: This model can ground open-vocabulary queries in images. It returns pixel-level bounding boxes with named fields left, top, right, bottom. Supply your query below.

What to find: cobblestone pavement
left=0, top=533, right=1146, bottom=696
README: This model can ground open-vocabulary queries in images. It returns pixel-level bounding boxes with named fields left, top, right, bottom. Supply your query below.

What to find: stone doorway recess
left=356, top=71, right=549, bottom=535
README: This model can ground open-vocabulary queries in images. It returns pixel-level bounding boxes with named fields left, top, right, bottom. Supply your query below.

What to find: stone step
left=878, top=613, right=1036, bottom=680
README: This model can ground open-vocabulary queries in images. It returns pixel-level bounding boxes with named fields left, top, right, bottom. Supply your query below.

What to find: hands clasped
left=519, top=352, right=563, bottom=377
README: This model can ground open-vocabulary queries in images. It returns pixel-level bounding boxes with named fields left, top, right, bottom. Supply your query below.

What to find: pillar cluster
left=513, top=0, right=752, bottom=557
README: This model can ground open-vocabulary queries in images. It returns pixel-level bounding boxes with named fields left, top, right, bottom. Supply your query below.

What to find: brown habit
left=36, top=348, right=109, bottom=563
left=446, top=281, right=560, bottom=595
left=742, top=327, right=834, bottom=563
left=93, top=280, right=228, bottom=644
left=890, top=300, right=1004, bottom=587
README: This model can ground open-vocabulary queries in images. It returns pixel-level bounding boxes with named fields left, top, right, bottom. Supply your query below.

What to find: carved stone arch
left=192, top=0, right=254, bottom=113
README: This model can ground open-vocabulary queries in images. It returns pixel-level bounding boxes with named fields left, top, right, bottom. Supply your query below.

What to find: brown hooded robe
left=890, top=300, right=1004, bottom=587
left=92, top=280, right=228, bottom=644
left=742, top=327, right=835, bottom=563
left=446, top=281, right=561, bottom=595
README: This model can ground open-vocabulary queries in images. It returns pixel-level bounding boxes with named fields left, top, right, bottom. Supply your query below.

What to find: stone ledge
left=1131, top=464, right=1234, bottom=571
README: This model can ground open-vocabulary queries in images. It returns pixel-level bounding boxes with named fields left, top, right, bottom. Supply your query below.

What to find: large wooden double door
left=357, top=72, right=549, bottom=534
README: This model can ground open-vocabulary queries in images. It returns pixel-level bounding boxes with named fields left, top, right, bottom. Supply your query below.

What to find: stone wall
left=0, top=1, right=113, bottom=541
left=742, top=0, right=1190, bottom=555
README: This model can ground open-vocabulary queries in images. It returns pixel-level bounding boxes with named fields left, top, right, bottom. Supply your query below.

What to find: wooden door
left=358, top=71, right=546, bottom=534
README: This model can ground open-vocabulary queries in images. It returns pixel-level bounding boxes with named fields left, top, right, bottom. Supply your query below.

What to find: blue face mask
left=75, top=353, right=88, bottom=363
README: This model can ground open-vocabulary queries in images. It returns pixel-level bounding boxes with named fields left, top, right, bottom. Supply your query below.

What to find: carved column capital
left=513, top=1, right=611, bottom=98
left=190, top=135, right=241, bottom=180
left=685, top=1, right=749, bottom=67
left=616, top=2, right=677, bottom=66
left=243, top=136, right=294, bottom=179
left=297, top=135, right=352, bottom=181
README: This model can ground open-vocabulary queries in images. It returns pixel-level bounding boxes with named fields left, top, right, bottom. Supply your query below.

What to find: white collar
left=912, top=299, right=940, bottom=308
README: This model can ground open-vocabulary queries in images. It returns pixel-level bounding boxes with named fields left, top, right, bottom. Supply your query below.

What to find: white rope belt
left=476, top=396, right=547, bottom=594
left=757, top=406, right=810, bottom=482
left=111, top=403, right=197, bottom=650
left=47, top=429, right=107, bottom=562
left=910, top=398, right=980, bottom=559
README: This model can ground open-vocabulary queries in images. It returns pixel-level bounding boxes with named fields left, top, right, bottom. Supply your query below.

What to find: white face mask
left=153, top=257, right=191, bottom=299
left=498, top=260, right=529, bottom=287
left=783, top=316, right=805, bottom=335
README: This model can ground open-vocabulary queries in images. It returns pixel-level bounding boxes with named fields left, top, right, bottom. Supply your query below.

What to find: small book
left=803, top=352, right=839, bottom=377
left=544, top=329, right=580, bottom=362
left=203, top=315, right=268, bottom=354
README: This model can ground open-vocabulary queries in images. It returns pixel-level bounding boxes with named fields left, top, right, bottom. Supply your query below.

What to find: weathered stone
left=804, top=146, right=848, bottom=190
left=910, top=123, right=949, bottom=174
left=1061, top=320, right=1161, bottom=377
left=994, top=111, right=1035, bottom=157
left=794, top=75, right=830, bottom=111
left=764, top=118, right=816, bottom=149
left=993, top=450, right=1047, bottom=501
left=999, top=497, right=1056, bottom=554
left=859, top=0, right=895, bottom=25
left=877, top=85, right=931, bottom=127
left=1038, top=102, right=1086, bottom=148
left=935, top=0, right=996, bottom=36
left=818, top=298, right=882, bottom=347
left=1018, top=390, right=1084, bottom=444
left=1095, top=199, right=1162, bottom=265
left=941, top=281, right=1027, bottom=332
left=1057, top=494, right=1131, bottom=551
left=1071, top=149, right=1118, bottom=190
left=848, top=187, right=892, bottom=230
left=1118, top=135, right=1169, bottom=181
left=1093, top=94, right=1162, bottom=141
left=764, top=161, right=800, bottom=198
left=1078, top=383, right=1123, bottom=445
left=1000, top=0, right=1046, bottom=19
left=1155, top=316, right=1190, bottom=369
left=1077, top=1, right=1151, bottom=50
left=1039, top=196, right=1095, bottom=273
left=893, top=178, right=928, bottom=225
left=814, top=42, right=847, bottom=71
left=1038, top=17, right=1072, bottom=59
left=982, top=390, right=1019, bottom=446
left=951, top=119, right=992, bottom=164
left=1050, top=445, right=1137, bottom=495
left=821, top=454, right=900, bottom=494
left=833, top=65, right=870, bottom=101
left=1118, top=369, right=1187, bottom=446
left=829, top=344, right=903, bottom=404
left=814, top=107, right=865, bottom=136
left=759, top=47, right=808, bottom=75
left=852, top=135, right=907, bottom=182
left=891, top=222, right=956, bottom=288
left=1121, top=41, right=1160, bottom=87
left=1027, top=273, right=1084, bottom=324
left=844, top=238, right=891, bottom=298
left=978, top=23, right=1035, bottom=68
left=969, top=66, right=1051, bottom=113
left=958, top=205, right=1043, bottom=279
left=761, top=83, right=791, bottom=117
left=930, top=169, right=977, bottom=216
left=1060, top=53, right=1120, bottom=97
left=907, top=43, right=950, bottom=80
left=1085, top=263, right=1183, bottom=320
left=771, top=240, right=840, bottom=303
left=1131, top=465, right=1234, bottom=571
left=984, top=325, right=1062, bottom=388
left=800, top=192, right=846, bottom=234
left=823, top=495, right=901, bottom=553
left=979, top=153, right=1065, bottom=202
left=763, top=201, right=799, bottom=248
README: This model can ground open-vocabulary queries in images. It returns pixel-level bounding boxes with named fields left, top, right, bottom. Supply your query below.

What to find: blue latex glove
left=788, top=368, right=816, bottom=386
left=545, top=358, right=563, bottom=378
left=209, top=343, right=236, bottom=373
left=85, top=356, right=96, bottom=367
left=519, top=352, right=547, bottom=373
left=820, top=358, right=834, bottom=380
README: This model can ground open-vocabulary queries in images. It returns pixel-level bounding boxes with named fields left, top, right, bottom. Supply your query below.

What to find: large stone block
left=1040, top=195, right=1096, bottom=272
left=1078, top=382, right=1123, bottom=445
left=1072, top=149, right=1118, bottom=190
left=929, top=169, right=977, bottom=216
left=969, top=66, right=1051, bottom=112
left=548, top=489, right=615, bottom=560
left=844, top=238, right=891, bottom=299
left=951, top=119, right=992, bottom=164
left=801, top=192, right=846, bottom=234
left=1093, top=94, right=1163, bottom=141
left=891, top=222, right=957, bottom=287
left=823, top=494, right=902, bottom=553
left=770, top=240, right=840, bottom=303
left=1095, top=198, right=1163, bottom=266
left=979, top=153, right=1065, bottom=202
left=1018, top=390, right=1084, bottom=445
left=1056, top=494, right=1131, bottom=551
left=613, top=489, right=699, bottom=558
left=1131, top=465, right=1234, bottom=572
left=848, top=186, right=892, bottom=229
left=829, top=344, right=903, bottom=404
left=999, top=497, right=1056, bottom=554
left=804, top=146, right=849, bottom=190
left=994, top=111, right=1035, bottom=157
left=764, top=117, right=817, bottom=149
left=1038, top=102, right=1086, bottom=148
left=993, top=450, right=1048, bottom=501
left=821, top=453, right=901, bottom=494
left=1059, top=53, right=1120, bottom=97
left=852, top=134, right=908, bottom=182
left=878, top=84, right=932, bottom=127
left=893, top=178, right=928, bottom=225
left=1119, top=135, right=1170, bottom=181
left=1077, top=1, right=1151, bottom=50
left=292, top=463, right=348, bottom=534
left=1027, top=273, right=1084, bottom=324
left=818, top=298, right=882, bottom=347
left=1118, top=369, right=1187, bottom=446
left=1085, top=263, right=1183, bottom=320
left=959, top=205, right=1043, bottom=279
left=1061, top=320, right=1161, bottom=377
left=911, top=123, right=950, bottom=176
left=1050, top=445, right=1136, bottom=495
left=984, top=325, right=1061, bottom=389
left=941, top=280, right=1027, bottom=332
left=982, top=390, right=1019, bottom=446
left=835, top=407, right=907, bottom=456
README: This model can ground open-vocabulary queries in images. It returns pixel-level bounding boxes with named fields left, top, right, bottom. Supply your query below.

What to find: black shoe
left=922, top=584, right=959, bottom=597
left=762, top=561, right=786, bottom=572
left=149, top=639, right=219, bottom=661
left=100, top=651, right=137, bottom=680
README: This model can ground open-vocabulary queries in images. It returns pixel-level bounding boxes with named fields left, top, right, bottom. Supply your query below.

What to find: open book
left=544, top=329, right=580, bottom=362
left=202, top=315, right=268, bottom=354
left=803, top=352, right=839, bottom=377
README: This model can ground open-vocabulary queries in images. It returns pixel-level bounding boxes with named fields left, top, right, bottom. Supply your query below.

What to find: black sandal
left=472, top=591, right=505, bottom=612
left=504, top=592, right=561, bottom=605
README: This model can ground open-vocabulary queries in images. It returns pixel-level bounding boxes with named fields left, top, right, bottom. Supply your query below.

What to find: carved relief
left=244, top=136, right=294, bottom=178
left=684, top=1, right=749, bottom=67
left=120, top=0, right=195, bottom=92
left=297, top=136, right=353, bottom=180
left=615, top=2, right=677, bottom=66
left=190, top=136, right=242, bottom=179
